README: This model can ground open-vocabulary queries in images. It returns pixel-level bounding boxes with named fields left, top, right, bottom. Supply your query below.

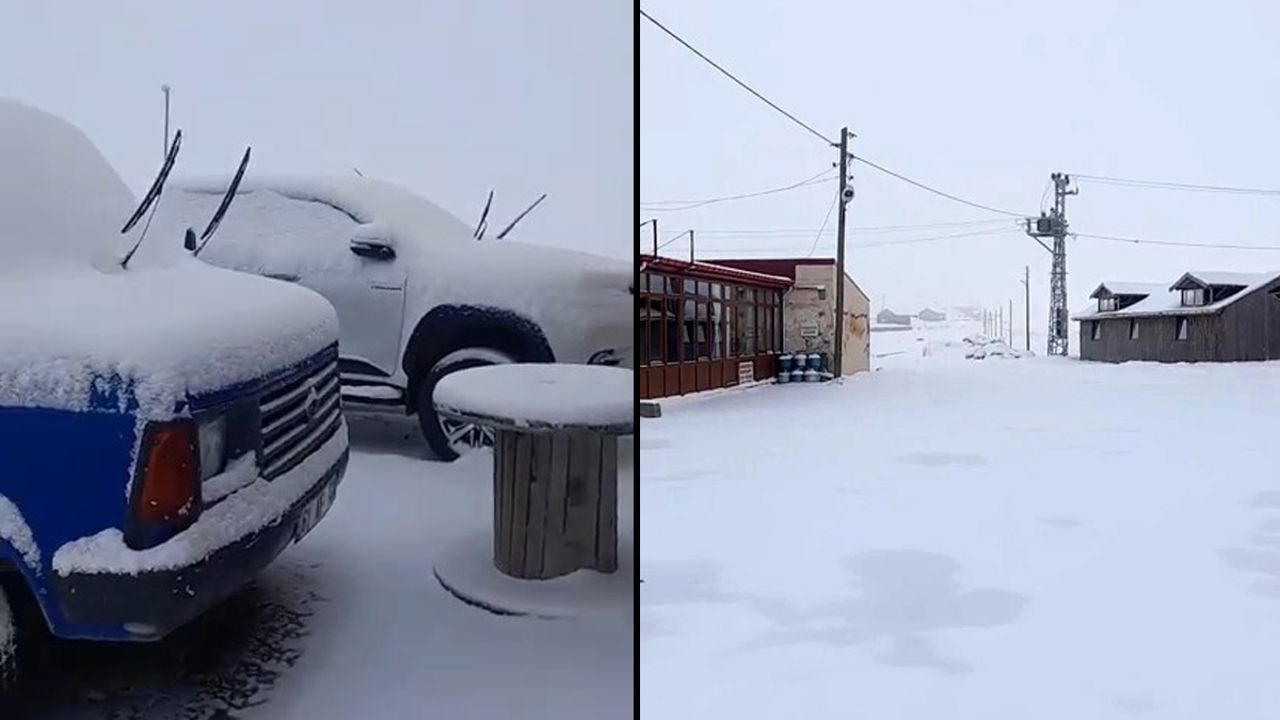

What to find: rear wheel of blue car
left=417, top=350, right=512, bottom=462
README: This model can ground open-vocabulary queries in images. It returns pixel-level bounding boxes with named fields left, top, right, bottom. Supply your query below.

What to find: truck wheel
left=417, top=349, right=513, bottom=462
left=0, top=586, right=15, bottom=692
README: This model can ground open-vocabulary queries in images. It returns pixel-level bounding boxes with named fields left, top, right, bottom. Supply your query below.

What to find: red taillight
left=134, top=422, right=198, bottom=525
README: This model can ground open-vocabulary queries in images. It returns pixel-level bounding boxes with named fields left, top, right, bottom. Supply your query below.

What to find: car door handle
left=266, top=272, right=301, bottom=282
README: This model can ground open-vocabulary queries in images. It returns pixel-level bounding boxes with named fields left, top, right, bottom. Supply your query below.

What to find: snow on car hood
left=0, top=100, right=338, bottom=416
left=0, top=261, right=337, bottom=416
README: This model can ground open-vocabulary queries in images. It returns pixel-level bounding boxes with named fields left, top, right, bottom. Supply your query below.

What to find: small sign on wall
left=738, top=361, right=754, bottom=385
left=800, top=321, right=819, bottom=338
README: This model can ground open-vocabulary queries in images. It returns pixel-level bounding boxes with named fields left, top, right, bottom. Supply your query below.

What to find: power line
left=641, top=7, right=1027, bottom=223
left=806, top=191, right=840, bottom=257
left=852, top=154, right=1026, bottom=217
left=639, top=8, right=834, bottom=146
left=695, top=225, right=1020, bottom=246
left=697, top=227, right=1021, bottom=255
left=655, top=229, right=692, bottom=251
left=1073, top=231, right=1280, bottom=251
left=694, top=218, right=1014, bottom=237
left=855, top=227, right=1021, bottom=248
left=1073, top=173, right=1280, bottom=197
left=640, top=168, right=835, bottom=211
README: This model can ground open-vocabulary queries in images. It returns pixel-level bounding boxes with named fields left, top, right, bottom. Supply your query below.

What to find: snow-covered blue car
left=0, top=100, right=349, bottom=683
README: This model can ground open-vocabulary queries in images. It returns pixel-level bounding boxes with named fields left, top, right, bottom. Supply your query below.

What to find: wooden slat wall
left=1080, top=315, right=1218, bottom=362
left=637, top=353, right=779, bottom=399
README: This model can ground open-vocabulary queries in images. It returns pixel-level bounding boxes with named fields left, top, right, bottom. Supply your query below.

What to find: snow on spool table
left=432, top=364, right=632, bottom=614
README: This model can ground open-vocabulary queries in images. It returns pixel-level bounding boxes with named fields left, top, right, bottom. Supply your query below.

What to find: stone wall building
left=712, top=258, right=870, bottom=376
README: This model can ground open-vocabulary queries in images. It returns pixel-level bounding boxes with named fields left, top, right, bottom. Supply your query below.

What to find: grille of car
left=259, top=357, right=341, bottom=479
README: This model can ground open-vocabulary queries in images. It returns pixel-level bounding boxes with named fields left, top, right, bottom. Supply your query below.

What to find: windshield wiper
left=192, top=146, right=251, bottom=256
left=119, top=129, right=183, bottom=268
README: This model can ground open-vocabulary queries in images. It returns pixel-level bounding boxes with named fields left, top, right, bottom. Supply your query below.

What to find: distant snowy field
left=642, top=320, right=1280, bottom=719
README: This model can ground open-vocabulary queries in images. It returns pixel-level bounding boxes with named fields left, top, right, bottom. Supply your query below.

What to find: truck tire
left=0, top=585, right=15, bottom=692
left=416, top=349, right=514, bottom=462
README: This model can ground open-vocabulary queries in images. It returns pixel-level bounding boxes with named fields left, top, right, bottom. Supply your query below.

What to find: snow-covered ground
left=248, top=414, right=634, bottom=719
left=642, top=320, right=1280, bottom=719
left=11, top=414, right=633, bottom=719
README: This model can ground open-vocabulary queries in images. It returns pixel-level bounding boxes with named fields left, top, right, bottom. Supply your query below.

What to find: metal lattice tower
left=1025, top=172, right=1077, bottom=356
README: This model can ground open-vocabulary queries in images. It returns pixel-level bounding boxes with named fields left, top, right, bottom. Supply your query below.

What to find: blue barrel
left=807, top=353, right=823, bottom=371
left=804, top=369, right=821, bottom=382
left=778, top=354, right=794, bottom=374
left=776, top=370, right=790, bottom=384
left=790, top=368, right=805, bottom=383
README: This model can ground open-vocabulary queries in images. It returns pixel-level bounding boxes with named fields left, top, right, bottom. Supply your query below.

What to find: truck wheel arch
left=402, top=305, right=555, bottom=413
left=0, top=546, right=44, bottom=689
left=0, top=545, right=45, bottom=626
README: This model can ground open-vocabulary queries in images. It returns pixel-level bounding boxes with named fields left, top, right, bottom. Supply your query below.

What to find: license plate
left=293, top=480, right=337, bottom=542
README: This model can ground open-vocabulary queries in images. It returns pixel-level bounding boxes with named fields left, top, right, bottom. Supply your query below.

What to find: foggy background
left=2, top=1, right=632, bottom=260
left=641, top=0, right=1280, bottom=332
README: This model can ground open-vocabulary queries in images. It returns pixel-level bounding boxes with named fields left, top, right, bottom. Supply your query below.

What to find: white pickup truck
left=149, top=176, right=633, bottom=460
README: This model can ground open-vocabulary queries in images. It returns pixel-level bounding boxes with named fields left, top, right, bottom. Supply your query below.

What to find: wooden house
left=1073, top=271, right=1280, bottom=362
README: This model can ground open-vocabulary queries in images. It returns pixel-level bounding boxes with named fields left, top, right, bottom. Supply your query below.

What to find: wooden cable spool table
left=434, top=363, right=633, bottom=581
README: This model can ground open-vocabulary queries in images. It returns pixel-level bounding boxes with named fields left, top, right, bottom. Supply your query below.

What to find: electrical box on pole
left=1024, top=172, right=1076, bottom=357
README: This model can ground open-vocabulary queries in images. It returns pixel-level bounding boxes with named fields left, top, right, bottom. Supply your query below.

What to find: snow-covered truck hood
left=0, top=99, right=339, bottom=415
left=0, top=262, right=337, bottom=416
left=160, top=175, right=632, bottom=366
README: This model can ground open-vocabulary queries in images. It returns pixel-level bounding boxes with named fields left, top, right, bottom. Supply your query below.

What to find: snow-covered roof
left=1074, top=270, right=1280, bottom=321
left=640, top=254, right=792, bottom=287
left=1170, top=271, right=1267, bottom=290
left=1089, top=281, right=1167, bottom=299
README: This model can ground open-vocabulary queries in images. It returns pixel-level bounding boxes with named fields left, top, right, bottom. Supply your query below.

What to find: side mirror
left=184, top=227, right=198, bottom=252
left=350, top=238, right=395, bottom=261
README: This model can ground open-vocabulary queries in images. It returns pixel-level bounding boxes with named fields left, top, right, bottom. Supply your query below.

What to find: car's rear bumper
left=52, top=449, right=348, bottom=641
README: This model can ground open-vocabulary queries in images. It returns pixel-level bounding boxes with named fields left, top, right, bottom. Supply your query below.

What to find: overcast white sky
left=2, top=1, right=631, bottom=260
left=641, top=0, right=1280, bottom=321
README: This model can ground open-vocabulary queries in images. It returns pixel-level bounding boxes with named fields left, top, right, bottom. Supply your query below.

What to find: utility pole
left=689, top=228, right=695, bottom=264
left=1024, top=172, right=1077, bottom=356
left=639, top=219, right=658, bottom=255
left=833, top=126, right=852, bottom=378
left=1021, top=265, right=1030, bottom=351
left=1009, top=299, right=1014, bottom=346
left=161, top=84, right=171, bottom=159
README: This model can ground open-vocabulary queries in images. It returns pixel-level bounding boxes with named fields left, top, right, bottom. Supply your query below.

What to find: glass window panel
left=665, top=299, right=681, bottom=362
left=711, top=301, right=723, bottom=359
